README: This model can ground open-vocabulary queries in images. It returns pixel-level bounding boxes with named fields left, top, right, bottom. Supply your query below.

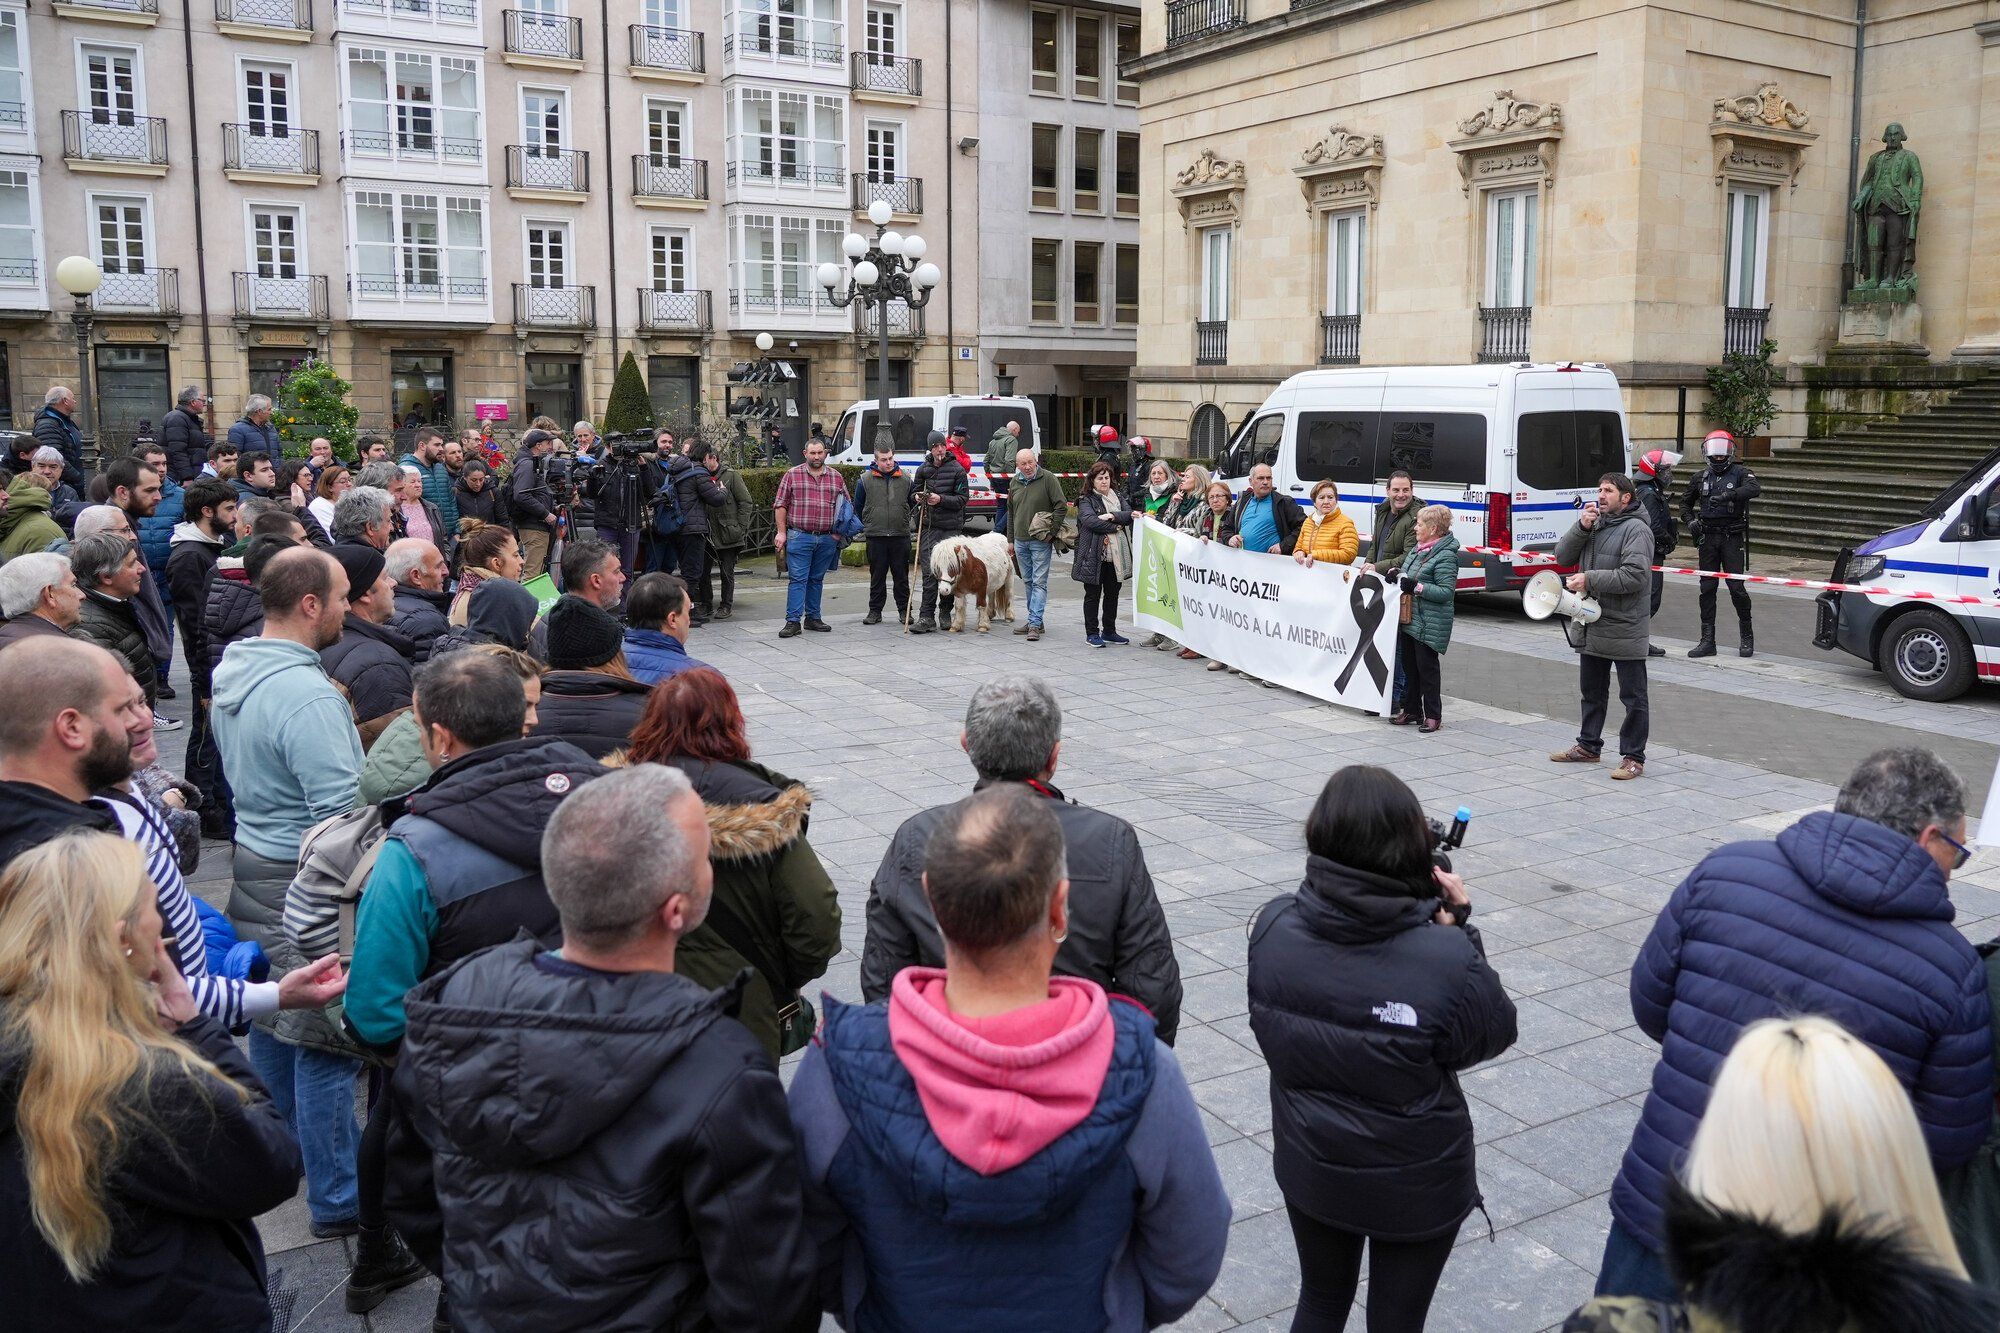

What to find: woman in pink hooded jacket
left=789, top=783, right=1230, bottom=1332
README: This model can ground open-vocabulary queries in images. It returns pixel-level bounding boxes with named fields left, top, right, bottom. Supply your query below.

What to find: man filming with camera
left=586, top=432, right=658, bottom=579
left=511, top=425, right=562, bottom=580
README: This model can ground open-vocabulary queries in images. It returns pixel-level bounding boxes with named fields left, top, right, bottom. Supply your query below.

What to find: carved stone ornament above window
left=1448, top=90, right=1564, bottom=194
left=1709, top=81, right=1816, bottom=188
left=1293, top=125, right=1385, bottom=213
left=1173, top=147, right=1248, bottom=226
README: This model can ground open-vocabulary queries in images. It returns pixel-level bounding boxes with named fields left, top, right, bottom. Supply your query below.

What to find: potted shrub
left=1704, top=338, right=1778, bottom=457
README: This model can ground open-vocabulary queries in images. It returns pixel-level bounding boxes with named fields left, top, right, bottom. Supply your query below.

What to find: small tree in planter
left=601, top=351, right=656, bottom=438
left=1705, top=338, right=1779, bottom=446
left=274, top=357, right=361, bottom=462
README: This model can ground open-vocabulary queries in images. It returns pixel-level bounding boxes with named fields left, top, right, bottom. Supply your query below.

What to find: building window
left=1325, top=208, right=1364, bottom=317
left=865, top=119, right=901, bottom=180
left=864, top=1, right=900, bottom=57
left=1188, top=402, right=1229, bottom=459
left=522, top=86, right=565, bottom=153
left=390, top=351, right=452, bottom=426
left=249, top=205, right=303, bottom=281
left=1200, top=226, right=1230, bottom=321
left=728, top=211, right=842, bottom=315
left=346, top=48, right=482, bottom=163
left=727, top=86, right=842, bottom=188
left=1725, top=184, right=1768, bottom=309
left=1115, top=132, right=1138, bottom=216
left=1071, top=12, right=1101, bottom=99
left=1030, top=124, right=1060, bottom=210
left=350, top=189, right=487, bottom=302
left=1030, top=7, right=1059, bottom=95
left=1073, top=127, right=1100, bottom=213
left=1030, top=238, right=1060, bottom=322
left=247, top=350, right=303, bottom=402
left=0, top=13, right=26, bottom=132
left=731, top=0, right=842, bottom=63
left=1114, top=18, right=1138, bottom=104
left=91, top=193, right=150, bottom=276
left=1114, top=242, right=1137, bottom=324
left=94, top=345, right=168, bottom=444
left=0, top=170, right=35, bottom=284
left=242, top=61, right=295, bottom=137
left=81, top=45, right=141, bottom=123
left=1484, top=188, right=1536, bottom=308
left=525, top=221, right=568, bottom=288
left=645, top=98, right=687, bottom=164
left=1072, top=241, right=1100, bottom=323
left=524, top=355, right=580, bottom=428
left=650, top=227, right=690, bottom=290
left=648, top=355, right=699, bottom=430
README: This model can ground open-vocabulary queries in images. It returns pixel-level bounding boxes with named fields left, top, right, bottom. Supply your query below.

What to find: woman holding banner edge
left=1074, top=462, right=1135, bottom=647
left=1390, top=505, right=1459, bottom=732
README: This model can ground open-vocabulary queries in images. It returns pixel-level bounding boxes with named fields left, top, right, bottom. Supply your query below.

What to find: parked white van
left=828, top=394, right=1042, bottom=525
left=1215, top=364, right=1631, bottom=590
left=1814, top=453, right=2000, bottom=700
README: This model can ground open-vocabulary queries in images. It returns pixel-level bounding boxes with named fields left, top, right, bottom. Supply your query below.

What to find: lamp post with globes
left=818, top=198, right=941, bottom=453
left=54, top=255, right=103, bottom=462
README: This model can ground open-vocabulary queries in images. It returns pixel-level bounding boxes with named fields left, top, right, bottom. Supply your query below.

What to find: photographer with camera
left=1248, top=765, right=1515, bottom=1333
left=510, top=423, right=562, bottom=580
left=587, top=431, right=658, bottom=579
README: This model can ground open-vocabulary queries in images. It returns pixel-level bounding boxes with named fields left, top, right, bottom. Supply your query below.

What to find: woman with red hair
left=621, top=668, right=841, bottom=1060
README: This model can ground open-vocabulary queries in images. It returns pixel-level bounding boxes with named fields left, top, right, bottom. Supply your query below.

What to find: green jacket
left=984, top=428, right=1019, bottom=477
left=1370, top=498, right=1420, bottom=569
left=704, top=464, right=756, bottom=550
left=853, top=463, right=914, bottom=538
left=357, top=708, right=432, bottom=807
left=1400, top=534, right=1461, bottom=654
left=1006, top=467, right=1068, bottom=543
left=0, top=476, right=65, bottom=559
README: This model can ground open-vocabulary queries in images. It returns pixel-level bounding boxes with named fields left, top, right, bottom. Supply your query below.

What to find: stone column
left=1954, top=21, right=2000, bottom=358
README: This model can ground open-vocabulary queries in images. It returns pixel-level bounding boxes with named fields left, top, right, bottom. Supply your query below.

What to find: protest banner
left=523, top=572, right=559, bottom=614
left=1130, top=516, right=1400, bottom=714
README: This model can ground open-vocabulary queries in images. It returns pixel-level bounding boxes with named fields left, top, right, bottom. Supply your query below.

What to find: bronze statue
left=1850, top=123, right=1923, bottom=295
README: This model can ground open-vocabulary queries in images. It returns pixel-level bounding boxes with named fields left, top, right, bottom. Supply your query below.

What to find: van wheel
left=1878, top=609, right=1975, bottom=702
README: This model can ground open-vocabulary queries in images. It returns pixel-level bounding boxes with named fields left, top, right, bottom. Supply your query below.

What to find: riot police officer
left=1632, top=449, right=1681, bottom=658
left=1680, top=429, right=1760, bottom=658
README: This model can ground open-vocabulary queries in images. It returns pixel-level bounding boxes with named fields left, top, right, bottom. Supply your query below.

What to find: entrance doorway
left=391, top=351, right=453, bottom=430
left=524, top=355, right=580, bottom=429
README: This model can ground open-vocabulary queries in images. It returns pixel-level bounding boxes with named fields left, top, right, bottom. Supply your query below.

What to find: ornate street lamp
left=54, top=255, right=102, bottom=462
left=818, top=198, right=941, bottom=451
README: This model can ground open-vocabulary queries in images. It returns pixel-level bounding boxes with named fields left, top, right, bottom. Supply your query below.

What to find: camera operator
left=1247, top=765, right=1515, bottom=1333
left=658, top=432, right=728, bottom=625
left=510, top=423, right=562, bottom=580
left=587, top=433, right=658, bottom=578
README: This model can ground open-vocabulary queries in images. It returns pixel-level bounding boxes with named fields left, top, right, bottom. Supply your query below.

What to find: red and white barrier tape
left=1460, top=545, right=2000, bottom=609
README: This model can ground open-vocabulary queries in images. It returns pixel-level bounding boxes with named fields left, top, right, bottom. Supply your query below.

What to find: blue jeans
left=1017, top=540, right=1052, bottom=627
left=248, top=1028, right=362, bottom=1227
left=785, top=530, right=839, bottom=622
left=1594, top=1218, right=1676, bottom=1301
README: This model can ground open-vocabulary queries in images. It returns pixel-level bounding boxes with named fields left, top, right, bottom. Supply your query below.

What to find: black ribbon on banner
left=1334, top=571, right=1391, bottom=696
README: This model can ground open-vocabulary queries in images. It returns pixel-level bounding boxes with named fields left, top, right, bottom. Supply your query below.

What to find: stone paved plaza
left=167, top=567, right=2000, bottom=1333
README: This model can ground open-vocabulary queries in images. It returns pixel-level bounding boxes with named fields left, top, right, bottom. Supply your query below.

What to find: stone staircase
left=1744, top=374, right=2000, bottom=565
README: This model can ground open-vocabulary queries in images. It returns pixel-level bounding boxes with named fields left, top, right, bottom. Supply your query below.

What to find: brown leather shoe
left=1550, top=745, right=1601, bottom=763
left=1025, top=626, right=1042, bottom=641
left=1610, top=758, right=1645, bottom=780
left=1177, top=648, right=1202, bottom=660
left=1013, top=623, right=1033, bottom=635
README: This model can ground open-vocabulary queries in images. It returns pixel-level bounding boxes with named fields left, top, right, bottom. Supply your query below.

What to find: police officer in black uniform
left=1681, top=429, right=1760, bottom=658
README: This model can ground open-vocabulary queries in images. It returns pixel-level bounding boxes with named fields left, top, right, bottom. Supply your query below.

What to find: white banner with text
left=1130, top=517, right=1400, bottom=714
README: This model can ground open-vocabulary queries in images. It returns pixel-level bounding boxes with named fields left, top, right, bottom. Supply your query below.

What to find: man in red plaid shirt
left=773, top=439, right=850, bottom=637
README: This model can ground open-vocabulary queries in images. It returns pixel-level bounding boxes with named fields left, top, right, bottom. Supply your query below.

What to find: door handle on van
left=1288, top=484, right=1306, bottom=492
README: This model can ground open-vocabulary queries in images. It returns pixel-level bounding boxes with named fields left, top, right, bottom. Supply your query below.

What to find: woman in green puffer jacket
left=1389, top=504, right=1459, bottom=732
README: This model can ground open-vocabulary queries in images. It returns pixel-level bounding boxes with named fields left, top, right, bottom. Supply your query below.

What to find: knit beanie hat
left=546, top=594, right=623, bottom=670
left=331, top=542, right=386, bottom=602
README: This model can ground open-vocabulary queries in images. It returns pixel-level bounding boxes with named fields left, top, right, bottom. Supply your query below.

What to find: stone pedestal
left=1832, top=300, right=1928, bottom=364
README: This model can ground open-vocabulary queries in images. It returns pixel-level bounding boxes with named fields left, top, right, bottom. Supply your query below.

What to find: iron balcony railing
left=1195, top=319, right=1228, bottom=365
left=507, top=144, right=589, bottom=193
left=63, top=111, right=169, bottom=166
left=722, top=31, right=843, bottom=66
left=0, top=102, right=22, bottom=132
left=637, top=287, right=712, bottom=333
left=351, top=272, right=487, bottom=303
left=504, top=9, right=581, bottom=59
left=1319, top=313, right=1360, bottom=366
left=216, top=0, right=311, bottom=28
left=851, top=51, right=921, bottom=97
left=1165, top=0, right=1244, bottom=48
left=233, top=272, right=329, bottom=321
left=513, top=283, right=596, bottom=329
left=343, top=128, right=480, bottom=164
left=632, top=154, right=709, bottom=200
left=1477, top=305, right=1533, bottom=363
left=0, top=257, right=38, bottom=286
left=727, top=160, right=844, bottom=189
left=852, top=172, right=922, bottom=215
left=223, top=124, right=320, bottom=175
left=92, top=266, right=179, bottom=316
left=341, top=0, right=477, bottom=16
left=854, top=299, right=923, bottom=339
left=629, top=23, right=704, bottom=72
left=1724, top=305, right=1770, bottom=357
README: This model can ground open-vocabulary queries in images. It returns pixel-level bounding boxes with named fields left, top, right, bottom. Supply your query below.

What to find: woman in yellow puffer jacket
left=1294, top=479, right=1359, bottom=567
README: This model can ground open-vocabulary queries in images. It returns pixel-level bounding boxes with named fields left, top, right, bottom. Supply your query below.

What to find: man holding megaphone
left=1547, top=474, right=1657, bottom=781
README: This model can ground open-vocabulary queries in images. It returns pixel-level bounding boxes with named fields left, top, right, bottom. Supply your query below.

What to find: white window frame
left=1724, top=183, right=1770, bottom=310
left=863, top=1, right=900, bottom=58
left=353, top=0, right=481, bottom=32
left=725, top=85, right=842, bottom=191
left=1484, top=187, right=1537, bottom=309
left=87, top=190, right=157, bottom=311
left=1199, top=225, right=1230, bottom=322
left=1029, top=236, right=1060, bottom=323
left=863, top=118, right=902, bottom=180
left=346, top=187, right=487, bottom=305
left=341, top=45, right=483, bottom=167
left=76, top=42, right=145, bottom=121
left=1072, top=239, right=1101, bottom=324
left=727, top=210, right=840, bottom=316
left=1114, top=17, right=1138, bottom=105
left=1324, top=207, right=1364, bottom=317
left=238, top=57, right=296, bottom=134
left=0, top=12, right=35, bottom=138
left=1071, top=10, right=1102, bottom=100
left=1073, top=125, right=1102, bottom=214
left=245, top=200, right=307, bottom=278
left=0, top=163, right=40, bottom=285
left=1029, top=122, right=1061, bottom=211
left=523, top=217, right=570, bottom=288
left=519, top=84, right=565, bottom=153
left=649, top=225, right=692, bottom=291
left=644, top=96, right=689, bottom=165
left=728, top=0, right=844, bottom=66
left=642, top=0, right=682, bottom=27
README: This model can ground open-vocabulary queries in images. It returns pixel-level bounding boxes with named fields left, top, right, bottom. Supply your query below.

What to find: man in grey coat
left=1550, top=473, right=1656, bottom=780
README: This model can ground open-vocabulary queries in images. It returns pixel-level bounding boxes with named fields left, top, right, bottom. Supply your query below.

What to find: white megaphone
left=1522, top=568, right=1601, bottom=624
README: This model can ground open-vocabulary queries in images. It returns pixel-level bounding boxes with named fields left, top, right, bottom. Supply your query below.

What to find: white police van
left=1814, top=452, right=2000, bottom=701
left=1215, top=364, right=1630, bottom=590
left=828, top=394, right=1041, bottom=525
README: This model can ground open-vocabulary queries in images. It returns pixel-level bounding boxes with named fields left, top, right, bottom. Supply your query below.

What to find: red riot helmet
left=1635, top=448, right=1682, bottom=481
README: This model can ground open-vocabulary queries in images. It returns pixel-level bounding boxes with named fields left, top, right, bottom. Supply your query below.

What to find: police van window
left=1517, top=411, right=1626, bottom=490
left=1295, top=412, right=1381, bottom=483
left=891, top=412, right=925, bottom=452
left=832, top=412, right=859, bottom=453
left=947, top=406, right=1019, bottom=452
left=1247, top=414, right=1284, bottom=469
left=1379, top=413, right=1485, bottom=485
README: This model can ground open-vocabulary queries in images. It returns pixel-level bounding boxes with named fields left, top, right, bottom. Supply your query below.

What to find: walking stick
left=905, top=487, right=925, bottom=633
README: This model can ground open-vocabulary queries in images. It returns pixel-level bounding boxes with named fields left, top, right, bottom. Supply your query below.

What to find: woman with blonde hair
left=1569, top=1016, right=2000, bottom=1333
left=0, top=831, right=300, bottom=1329
left=1292, top=479, right=1358, bottom=568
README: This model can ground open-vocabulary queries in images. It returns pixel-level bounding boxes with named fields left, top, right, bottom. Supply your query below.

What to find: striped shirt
left=100, top=792, right=281, bottom=1030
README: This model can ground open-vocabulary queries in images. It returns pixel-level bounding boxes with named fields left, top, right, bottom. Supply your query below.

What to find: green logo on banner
left=1135, top=524, right=1183, bottom=629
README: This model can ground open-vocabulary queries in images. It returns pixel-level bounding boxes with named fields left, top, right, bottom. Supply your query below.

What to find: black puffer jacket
left=388, top=585, right=452, bottom=665
left=587, top=456, right=657, bottom=532
left=1248, top=854, right=1517, bottom=1241
left=528, top=670, right=654, bottom=759
left=320, top=614, right=415, bottom=727
left=160, top=406, right=212, bottom=484
left=202, top=565, right=262, bottom=681
left=662, top=453, right=728, bottom=538
left=73, top=589, right=155, bottom=705
left=860, top=777, right=1182, bottom=1042
left=910, top=451, right=968, bottom=534
left=385, top=940, right=819, bottom=1333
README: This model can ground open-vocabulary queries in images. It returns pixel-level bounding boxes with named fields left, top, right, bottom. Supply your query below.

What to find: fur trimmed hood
left=601, top=751, right=812, bottom=862
left=1661, top=1185, right=2000, bottom=1333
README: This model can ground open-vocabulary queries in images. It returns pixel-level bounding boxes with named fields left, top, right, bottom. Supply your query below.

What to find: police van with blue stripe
left=1215, top=364, right=1630, bottom=590
left=1814, top=456, right=2000, bottom=701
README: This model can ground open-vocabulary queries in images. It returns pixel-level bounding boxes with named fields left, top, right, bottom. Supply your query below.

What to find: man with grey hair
left=1599, top=744, right=1990, bottom=1302
left=32, top=384, right=83, bottom=490
left=0, top=551, right=84, bottom=650
left=229, top=392, right=280, bottom=458
left=860, top=674, right=1181, bottom=1039
left=386, top=761, right=816, bottom=1332
left=385, top=535, right=451, bottom=663
left=161, top=384, right=212, bottom=483
left=68, top=531, right=157, bottom=707
left=334, top=485, right=396, bottom=551
left=27, top=446, right=82, bottom=528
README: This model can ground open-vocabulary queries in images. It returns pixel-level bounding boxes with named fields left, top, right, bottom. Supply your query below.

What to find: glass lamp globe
left=755, top=331, right=775, bottom=352
left=879, top=230, right=904, bottom=256
left=867, top=199, right=893, bottom=227
left=852, top=260, right=880, bottom=287
left=55, top=255, right=103, bottom=297
left=901, top=234, right=927, bottom=263
left=815, top=262, right=842, bottom=290
left=842, top=232, right=868, bottom=259
left=912, top=262, right=942, bottom=289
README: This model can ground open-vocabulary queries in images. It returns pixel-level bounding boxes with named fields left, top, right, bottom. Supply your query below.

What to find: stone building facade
left=1126, top=0, right=2000, bottom=455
